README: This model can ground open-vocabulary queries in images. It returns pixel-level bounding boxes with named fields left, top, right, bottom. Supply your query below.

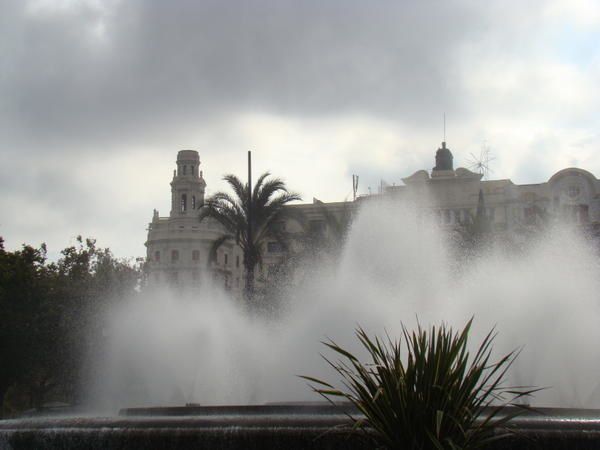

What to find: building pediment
left=402, top=170, right=430, bottom=185
left=548, top=168, right=597, bottom=185
left=455, top=167, right=483, bottom=180
left=548, top=168, right=598, bottom=204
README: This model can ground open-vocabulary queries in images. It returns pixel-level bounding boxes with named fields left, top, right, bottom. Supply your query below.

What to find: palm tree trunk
left=0, top=388, right=5, bottom=419
left=244, top=265, right=255, bottom=305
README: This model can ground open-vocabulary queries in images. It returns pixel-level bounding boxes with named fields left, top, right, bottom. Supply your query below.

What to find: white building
left=387, top=142, right=600, bottom=232
left=146, top=145, right=600, bottom=291
left=145, top=150, right=244, bottom=290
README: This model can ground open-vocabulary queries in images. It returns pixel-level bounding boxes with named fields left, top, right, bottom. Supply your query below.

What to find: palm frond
left=252, top=172, right=272, bottom=204
left=200, top=198, right=244, bottom=236
left=207, top=234, right=233, bottom=265
left=199, top=169, right=301, bottom=304
left=223, top=174, right=247, bottom=206
left=256, top=177, right=287, bottom=208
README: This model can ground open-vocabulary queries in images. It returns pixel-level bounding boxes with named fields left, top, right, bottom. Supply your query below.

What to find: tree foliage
left=199, top=173, right=301, bottom=306
left=0, top=236, right=142, bottom=417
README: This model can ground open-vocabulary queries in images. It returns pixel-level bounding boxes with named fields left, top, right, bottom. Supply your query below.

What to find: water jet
left=4, top=199, right=600, bottom=448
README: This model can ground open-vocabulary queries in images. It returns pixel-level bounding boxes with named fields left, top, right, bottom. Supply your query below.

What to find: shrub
left=302, top=319, right=535, bottom=449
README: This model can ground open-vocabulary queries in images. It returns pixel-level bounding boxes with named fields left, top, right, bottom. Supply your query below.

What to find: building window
left=183, top=165, right=187, bottom=175
left=568, top=185, right=581, bottom=199
left=192, top=195, right=196, bottom=209
left=169, top=271, right=179, bottom=285
left=192, top=250, right=200, bottom=262
left=191, top=166, right=194, bottom=176
left=272, top=221, right=286, bottom=232
left=236, top=255, right=240, bottom=268
left=154, top=251, right=160, bottom=262
left=453, top=210, right=460, bottom=224
left=524, top=207, right=536, bottom=225
left=224, top=253, right=228, bottom=265
left=267, top=241, right=285, bottom=253
left=171, top=249, right=179, bottom=262
left=181, top=194, right=187, bottom=212
left=309, top=220, right=325, bottom=234
left=578, top=204, right=589, bottom=223
left=267, top=264, right=278, bottom=278
left=443, top=210, right=451, bottom=224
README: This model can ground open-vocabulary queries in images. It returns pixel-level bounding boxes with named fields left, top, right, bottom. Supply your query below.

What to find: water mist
left=93, top=197, right=600, bottom=411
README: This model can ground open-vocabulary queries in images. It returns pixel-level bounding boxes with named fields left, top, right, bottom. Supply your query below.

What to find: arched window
left=181, top=194, right=187, bottom=212
left=191, top=166, right=195, bottom=176
left=192, top=196, right=196, bottom=209
left=183, top=165, right=187, bottom=175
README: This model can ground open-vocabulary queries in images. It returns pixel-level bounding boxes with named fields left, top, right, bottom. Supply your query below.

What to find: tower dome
left=170, top=150, right=206, bottom=216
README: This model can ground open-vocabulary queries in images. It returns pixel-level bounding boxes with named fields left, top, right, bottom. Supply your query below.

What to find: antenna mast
left=443, top=113, right=446, bottom=142
left=467, top=142, right=495, bottom=180
left=352, top=174, right=359, bottom=201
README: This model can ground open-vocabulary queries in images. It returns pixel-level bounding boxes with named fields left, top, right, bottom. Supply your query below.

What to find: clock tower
left=170, top=150, right=207, bottom=217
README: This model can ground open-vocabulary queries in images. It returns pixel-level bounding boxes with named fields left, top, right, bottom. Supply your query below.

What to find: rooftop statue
left=433, top=141, right=454, bottom=171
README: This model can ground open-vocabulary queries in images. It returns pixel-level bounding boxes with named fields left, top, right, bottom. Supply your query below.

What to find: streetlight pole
left=247, top=150, right=252, bottom=250
left=246, top=150, right=253, bottom=303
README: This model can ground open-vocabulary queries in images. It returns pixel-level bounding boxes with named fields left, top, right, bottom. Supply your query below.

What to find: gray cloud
left=1, top=0, right=490, bottom=154
left=1, top=0, right=599, bottom=257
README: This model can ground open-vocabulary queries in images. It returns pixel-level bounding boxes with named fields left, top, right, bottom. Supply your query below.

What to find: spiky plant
left=302, top=319, right=535, bottom=449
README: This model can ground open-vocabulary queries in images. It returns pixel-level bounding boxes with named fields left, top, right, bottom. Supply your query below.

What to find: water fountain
left=2, top=198, right=600, bottom=448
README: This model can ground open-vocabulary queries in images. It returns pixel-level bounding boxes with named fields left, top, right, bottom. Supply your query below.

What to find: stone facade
left=388, top=142, right=600, bottom=232
left=145, top=150, right=244, bottom=291
left=146, top=145, right=600, bottom=291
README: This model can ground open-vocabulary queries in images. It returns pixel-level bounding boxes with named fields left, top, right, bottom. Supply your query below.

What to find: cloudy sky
left=1, top=0, right=599, bottom=259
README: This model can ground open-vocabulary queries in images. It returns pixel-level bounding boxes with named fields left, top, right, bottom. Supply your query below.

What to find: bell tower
left=170, top=150, right=206, bottom=217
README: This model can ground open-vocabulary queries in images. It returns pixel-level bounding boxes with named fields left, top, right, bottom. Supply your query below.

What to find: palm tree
left=199, top=173, right=301, bottom=304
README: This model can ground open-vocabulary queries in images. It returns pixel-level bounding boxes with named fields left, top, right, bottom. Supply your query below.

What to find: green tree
left=199, top=173, right=301, bottom=305
left=455, top=189, right=493, bottom=257
left=0, top=236, right=142, bottom=416
left=50, top=237, right=142, bottom=404
left=0, top=240, right=57, bottom=415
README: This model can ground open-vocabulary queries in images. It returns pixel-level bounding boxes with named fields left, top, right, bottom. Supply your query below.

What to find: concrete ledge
left=2, top=405, right=600, bottom=449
